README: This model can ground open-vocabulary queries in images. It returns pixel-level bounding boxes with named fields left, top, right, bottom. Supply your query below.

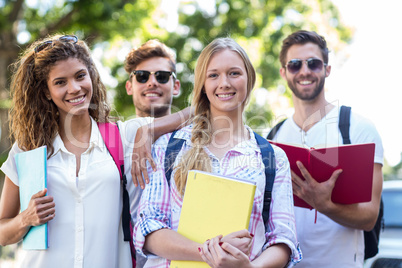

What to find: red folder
left=269, top=141, right=375, bottom=209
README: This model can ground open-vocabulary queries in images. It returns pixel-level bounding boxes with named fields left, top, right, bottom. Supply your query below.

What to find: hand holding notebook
left=269, top=141, right=375, bottom=209
left=170, top=170, right=256, bottom=268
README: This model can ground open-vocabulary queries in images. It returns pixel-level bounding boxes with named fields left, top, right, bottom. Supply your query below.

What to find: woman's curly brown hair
left=9, top=34, right=111, bottom=157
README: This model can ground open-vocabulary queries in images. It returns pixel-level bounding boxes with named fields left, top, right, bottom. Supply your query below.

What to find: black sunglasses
left=131, top=70, right=176, bottom=84
left=286, top=58, right=326, bottom=74
left=34, top=35, right=78, bottom=54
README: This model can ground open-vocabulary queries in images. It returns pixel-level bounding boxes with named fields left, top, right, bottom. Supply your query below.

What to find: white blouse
left=1, top=117, right=152, bottom=268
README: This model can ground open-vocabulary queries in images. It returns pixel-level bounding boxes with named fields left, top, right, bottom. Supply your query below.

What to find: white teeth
left=69, top=96, right=84, bottom=103
left=299, top=81, right=312, bottom=85
left=145, top=93, right=159, bottom=97
left=217, top=93, right=234, bottom=98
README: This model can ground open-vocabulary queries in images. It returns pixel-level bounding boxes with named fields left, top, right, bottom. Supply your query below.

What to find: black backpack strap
left=267, top=119, right=287, bottom=140
left=338, top=105, right=384, bottom=260
left=364, top=198, right=384, bottom=259
left=164, top=130, right=185, bottom=186
left=339, top=105, right=351, bottom=144
left=254, top=132, right=276, bottom=224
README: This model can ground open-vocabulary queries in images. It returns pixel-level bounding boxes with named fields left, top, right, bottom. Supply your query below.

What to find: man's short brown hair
left=279, top=30, right=329, bottom=68
left=124, top=39, right=176, bottom=76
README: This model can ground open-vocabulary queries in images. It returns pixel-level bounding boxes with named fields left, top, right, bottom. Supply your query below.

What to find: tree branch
left=8, top=0, right=24, bottom=24
left=39, top=7, right=78, bottom=37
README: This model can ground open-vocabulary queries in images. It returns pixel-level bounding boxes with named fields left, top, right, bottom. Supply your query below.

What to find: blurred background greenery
left=0, top=0, right=401, bottom=264
left=0, top=0, right=352, bottom=157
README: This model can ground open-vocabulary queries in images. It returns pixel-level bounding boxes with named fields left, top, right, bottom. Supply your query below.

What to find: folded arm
left=144, top=228, right=203, bottom=261
left=200, top=236, right=290, bottom=268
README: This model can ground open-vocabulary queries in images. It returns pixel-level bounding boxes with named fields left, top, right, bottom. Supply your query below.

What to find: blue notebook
left=15, top=145, right=48, bottom=250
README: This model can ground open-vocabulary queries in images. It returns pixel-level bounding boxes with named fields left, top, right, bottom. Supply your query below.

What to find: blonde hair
left=9, top=34, right=111, bottom=157
left=174, top=37, right=256, bottom=194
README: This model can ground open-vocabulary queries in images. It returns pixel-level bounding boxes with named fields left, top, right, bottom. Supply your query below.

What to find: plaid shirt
left=134, top=125, right=302, bottom=267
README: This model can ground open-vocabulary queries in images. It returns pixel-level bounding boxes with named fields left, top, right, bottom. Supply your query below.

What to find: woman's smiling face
left=204, top=49, right=248, bottom=116
left=46, top=57, right=93, bottom=119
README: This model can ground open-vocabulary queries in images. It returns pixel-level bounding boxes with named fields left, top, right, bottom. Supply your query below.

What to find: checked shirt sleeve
left=134, top=133, right=173, bottom=256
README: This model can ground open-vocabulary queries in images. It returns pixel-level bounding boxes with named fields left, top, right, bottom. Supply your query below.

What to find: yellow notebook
left=170, top=170, right=256, bottom=268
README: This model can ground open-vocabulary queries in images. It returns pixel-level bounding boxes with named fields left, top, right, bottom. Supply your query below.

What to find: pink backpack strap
left=97, top=122, right=124, bottom=177
left=97, top=122, right=136, bottom=268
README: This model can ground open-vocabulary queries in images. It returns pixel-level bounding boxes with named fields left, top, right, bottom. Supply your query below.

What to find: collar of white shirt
left=52, top=117, right=106, bottom=156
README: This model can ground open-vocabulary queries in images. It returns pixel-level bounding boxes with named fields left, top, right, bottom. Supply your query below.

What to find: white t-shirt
left=270, top=106, right=383, bottom=268
left=1, top=116, right=152, bottom=268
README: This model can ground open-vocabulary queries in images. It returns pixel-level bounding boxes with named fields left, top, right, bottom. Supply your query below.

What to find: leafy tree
left=0, top=0, right=352, bottom=169
left=0, top=0, right=160, bottom=150
left=0, top=0, right=352, bottom=153
left=110, top=0, right=352, bottom=133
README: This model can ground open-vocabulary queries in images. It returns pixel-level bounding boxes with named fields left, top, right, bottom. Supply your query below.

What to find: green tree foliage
left=383, top=155, right=402, bottom=181
left=110, top=0, right=352, bottom=132
left=0, top=0, right=159, bottom=153
left=0, top=0, right=352, bottom=149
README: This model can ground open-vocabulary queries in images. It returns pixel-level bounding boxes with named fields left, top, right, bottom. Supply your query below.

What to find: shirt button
left=77, top=226, right=83, bottom=232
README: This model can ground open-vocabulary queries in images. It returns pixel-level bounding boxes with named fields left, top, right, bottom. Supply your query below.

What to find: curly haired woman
left=0, top=34, right=188, bottom=268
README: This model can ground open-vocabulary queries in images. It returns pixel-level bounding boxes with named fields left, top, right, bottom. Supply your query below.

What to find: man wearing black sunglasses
left=124, top=39, right=180, bottom=118
left=267, top=30, right=384, bottom=267
left=123, top=39, right=181, bottom=267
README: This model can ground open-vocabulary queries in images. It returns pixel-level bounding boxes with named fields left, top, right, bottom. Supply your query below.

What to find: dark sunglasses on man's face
left=286, top=58, right=326, bottom=74
left=131, top=70, right=176, bottom=84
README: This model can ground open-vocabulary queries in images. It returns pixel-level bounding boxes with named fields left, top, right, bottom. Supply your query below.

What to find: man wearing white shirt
left=268, top=30, right=383, bottom=267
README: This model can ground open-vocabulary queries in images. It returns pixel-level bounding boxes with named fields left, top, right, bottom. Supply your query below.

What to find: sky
left=328, top=0, right=402, bottom=166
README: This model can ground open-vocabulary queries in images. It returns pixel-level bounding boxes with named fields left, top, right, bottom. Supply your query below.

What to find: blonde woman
left=0, top=34, right=189, bottom=268
left=135, top=38, right=302, bottom=267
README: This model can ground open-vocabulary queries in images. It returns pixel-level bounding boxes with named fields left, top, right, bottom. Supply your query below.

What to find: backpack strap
left=97, top=122, right=136, bottom=267
left=164, top=130, right=185, bottom=186
left=267, top=119, right=287, bottom=140
left=164, top=130, right=276, bottom=226
left=269, top=107, right=351, bottom=142
left=254, top=132, right=276, bottom=224
left=337, top=106, right=384, bottom=259
left=339, top=105, right=351, bottom=144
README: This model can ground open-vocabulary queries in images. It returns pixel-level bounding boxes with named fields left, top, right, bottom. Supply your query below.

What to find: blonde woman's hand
left=199, top=235, right=253, bottom=268
left=220, top=229, right=253, bottom=256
